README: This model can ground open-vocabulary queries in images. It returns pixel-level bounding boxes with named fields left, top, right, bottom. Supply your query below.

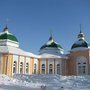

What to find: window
left=20, top=62, right=23, bottom=74
left=42, top=64, right=45, bottom=74
left=49, top=64, right=53, bottom=74
left=76, top=56, right=87, bottom=75
left=26, top=63, right=29, bottom=74
left=57, top=64, right=60, bottom=75
left=13, top=61, right=17, bottom=73
left=78, top=66, right=82, bottom=74
left=78, top=63, right=87, bottom=75
left=82, top=66, right=86, bottom=74
left=34, top=64, right=37, bottom=74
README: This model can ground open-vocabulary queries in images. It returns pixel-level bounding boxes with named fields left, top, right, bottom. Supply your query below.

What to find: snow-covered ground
left=0, top=74, right=90, bottom=90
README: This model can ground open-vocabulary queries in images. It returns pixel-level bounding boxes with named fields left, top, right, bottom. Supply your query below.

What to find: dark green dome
left=0, top=33, right=18, bottom=42
left=40, top=42, right=62, bottom=50
left=0, top=26, right=18, bottom=42
left=71, top=39, right=88, bottom=49
left=40, top=36, right=63, bottom=50
left=71, top=30, right=89, bottom=49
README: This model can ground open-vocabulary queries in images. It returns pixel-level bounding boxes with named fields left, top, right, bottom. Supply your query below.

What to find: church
left=0, top=26, right=90, bottom=77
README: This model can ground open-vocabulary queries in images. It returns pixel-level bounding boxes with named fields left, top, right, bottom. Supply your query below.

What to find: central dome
left=39, top=35, right=64, bottom=55
left=40, top=36, right=62, bottom=50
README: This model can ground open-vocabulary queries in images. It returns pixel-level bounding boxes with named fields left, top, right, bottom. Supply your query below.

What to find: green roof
left=0, top=33, right=18, bottom=42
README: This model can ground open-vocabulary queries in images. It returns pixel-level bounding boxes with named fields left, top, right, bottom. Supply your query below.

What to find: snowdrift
left=0, top=74, right=90, bottom=90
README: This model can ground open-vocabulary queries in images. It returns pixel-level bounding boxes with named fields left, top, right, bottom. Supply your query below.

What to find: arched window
left=76, top=56, right=87, bottom=75
left=78, top=62, right=87, bottom=75
left=42, top=64, right=45, bottom=74
left=49, top=64, right=53, bottom=74
left=57, top=64, right=60, bottom=75
left=26, top=63, right=29, bottom=74
left=34, top=63, right=37, bottom=74
left=20, top=62, right=23, bottom=74
left=13, top=61, right=17, bottom=73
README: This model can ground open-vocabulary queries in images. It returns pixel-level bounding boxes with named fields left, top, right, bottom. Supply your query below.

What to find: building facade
left=0, top=26, right=90, bottom=77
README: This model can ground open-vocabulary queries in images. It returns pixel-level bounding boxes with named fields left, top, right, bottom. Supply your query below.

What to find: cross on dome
left=77, top=25, right=85, bottom=40
left=3, top=25, right=9, bottom=32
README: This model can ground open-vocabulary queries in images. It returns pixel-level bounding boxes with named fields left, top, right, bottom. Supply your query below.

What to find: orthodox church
left=0, top=26, right=90, bottom=77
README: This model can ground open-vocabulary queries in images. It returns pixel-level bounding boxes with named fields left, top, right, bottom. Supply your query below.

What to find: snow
left=0, top=74, right=90, bottom=90
left=70, top=47, right=89, bottom=52
left=39, top=53, right=66, bottom=58
left=0, top=46, right=38, bottom=58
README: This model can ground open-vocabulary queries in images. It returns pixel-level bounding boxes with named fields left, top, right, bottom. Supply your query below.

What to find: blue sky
left=0, top=0, right=90, bottom=54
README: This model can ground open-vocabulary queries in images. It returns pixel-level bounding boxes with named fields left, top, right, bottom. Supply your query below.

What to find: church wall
left=30, top=57, right=34, bottom=74
left=0, top=54, right=2, bottom=74
left=26, top=57, right=31, bottom=74
left=67, top=56, right=76, bottom=75
left=7, top=54, right=13, bottom=77
left=46, top=58, right=48, bottom=74
left=48, top=58, right=54, bottom=74
left=54, top=59, right=59, bottom=74
left=68, top=50, right=89, bottom=75
left=13, top=55, right=18, bottom=75
left=19, top=56, right=25, bottom=74
left=39, top=58, right=63, bottom=75
left=38, top=58, right=42, bottom=74
left=2, top=54, right=13, bottom=77
left=41, top=59, right=46, bottom=74
left=62, top=59, right=67, bottom=75
left=12, top=55, right=36, bottom=75
left=34, top=58, right=38, bottom=74
left=54, top=58, right=62, bottom=75
left=2, top=54, right=7, bottom=75
left=88, top=50, right=90, bottom=74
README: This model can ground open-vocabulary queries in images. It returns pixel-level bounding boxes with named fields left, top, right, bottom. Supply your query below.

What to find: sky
left=0, top=0, right=90, bottom=54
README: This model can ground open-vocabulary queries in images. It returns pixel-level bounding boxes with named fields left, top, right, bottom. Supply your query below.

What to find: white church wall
left=26, top=57, right=30, bottom=74
left=13, top=55, right=18, bottom=75
left=48, top=58, right=54, bottom=74
left=19, top=56, right=25, bottom=74
left=0, top=54, right=2, bottom=74
left=54, top=59, right=61, bottom=75
left=41, top=58, right=46, bottom=74
left=34, top=58, right=38, bottom=74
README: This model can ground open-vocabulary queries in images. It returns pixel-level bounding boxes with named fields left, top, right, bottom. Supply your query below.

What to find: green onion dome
left=40, top=36, right=63, bottom=50
left=0, top=26, right=18, bottom=42
left=0, top=26, right=19, bottom=47
left=71, top=30, right=88, bottom=49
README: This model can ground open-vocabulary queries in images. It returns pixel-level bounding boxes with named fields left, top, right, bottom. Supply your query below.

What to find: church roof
left=71, top=39, right=88, bottom=49
left=38, top=53, right=67, bottom=59
left=0, top=26, right=18, bottom=42
left=40, top=35, right=63, bottom=50
left=0, top=45, right=38, bottom=58
left=71, top=30, right=89, bottom=49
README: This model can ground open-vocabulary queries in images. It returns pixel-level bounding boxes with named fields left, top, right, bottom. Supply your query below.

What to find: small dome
left=71, top=30, right=88, bottom=49
left=40, top=36, right=63, bottom=50
left=39, top=35, right=64, bottom=55
left=0, top=26, right=18, bottom=42
left=0, top=26, right=19, bottom=47
left=71, top=39, right=88, bottom=49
